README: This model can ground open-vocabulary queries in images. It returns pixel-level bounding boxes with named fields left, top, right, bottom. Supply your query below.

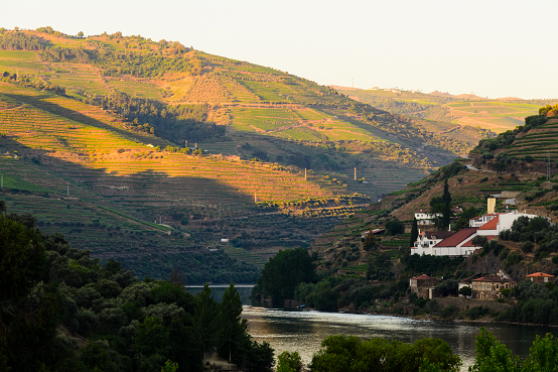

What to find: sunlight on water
left=242, top=307, right=558, bottom=371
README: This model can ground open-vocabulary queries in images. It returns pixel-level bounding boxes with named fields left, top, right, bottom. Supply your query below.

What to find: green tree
left=363, top=231, right=378, bottom=251
left=77, top=31, right=84, bottom=38
left=257, top=248, right=315, bottom=304
left=218, top=283, right=248, bottom=363
left=469, top=328, right=521, bottom=372
left=441, top=180, right=452, bottom=230
left=133, top=316, right=171, bottom=372
left=161, top=360, right=179, bottom=372
left=193, top=284, right=220, bottom=359
left=277, top=351, right=304, bottom=372
left=385, top=219, right=404, bottom=236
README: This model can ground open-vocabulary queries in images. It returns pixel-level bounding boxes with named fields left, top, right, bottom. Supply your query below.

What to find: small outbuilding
left=410, top=274, right=439, bottom=299
left=525, top=272, right=554, bottom=284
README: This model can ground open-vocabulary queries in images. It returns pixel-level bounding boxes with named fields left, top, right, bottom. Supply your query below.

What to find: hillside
left=335, top=86, right=558, bottom=135
left=0, top=82, right=370, bottom=282
left=308, top=106, right=558, bottom=281
left=0, top=27, right=482, bottom=198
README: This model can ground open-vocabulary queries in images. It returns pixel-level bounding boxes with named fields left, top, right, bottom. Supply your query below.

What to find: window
left=545, top=277, right=548, bottom=283
left=505, top=284, right=508, bottom=289
left=496, top=284, right=499, bottom=289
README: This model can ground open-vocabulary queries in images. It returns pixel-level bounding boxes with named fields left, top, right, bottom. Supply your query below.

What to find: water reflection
left=185, top=285, right=254, bottom=305
left=243, top=308, right=558, bottom=370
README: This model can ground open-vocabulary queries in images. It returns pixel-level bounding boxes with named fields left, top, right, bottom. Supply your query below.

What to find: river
left=186, top=285, right=558, bottom=370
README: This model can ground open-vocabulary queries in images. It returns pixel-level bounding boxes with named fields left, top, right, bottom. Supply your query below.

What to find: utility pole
left=159, top=216, right=162, bottom=224
left=254, top=193, right=257, bottom=203
left=304, top=168, right=307, bottom=180
left=185, top=140, right=188, bottom=148
left=354, top=167, right=357, bottom=181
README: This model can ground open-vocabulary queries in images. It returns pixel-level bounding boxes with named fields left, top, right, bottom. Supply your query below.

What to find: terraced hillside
left=0, top=83, right=365, bottom=282
left=335, top=86, right=558, bottom=135
left=0, top=27, right=481, bottom=199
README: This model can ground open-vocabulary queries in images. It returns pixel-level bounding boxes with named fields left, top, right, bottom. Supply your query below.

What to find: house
left=410, top=274, right=439, bottom=299
left=412, top=230, right=454, bottom=256
left=526, top=272, right=554, bottom=284
left=414, top=209, right=441, bottom=225
left=430, top=227, right=480, bottom=256
left=469, top=211, right=543, bottom=232
left=471, top=272, right=516, bottom=300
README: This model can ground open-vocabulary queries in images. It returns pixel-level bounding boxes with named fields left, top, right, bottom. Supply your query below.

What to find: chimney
left=448, top=224, right=451, bottom=232
left=487, top=197, right=496, bottom=214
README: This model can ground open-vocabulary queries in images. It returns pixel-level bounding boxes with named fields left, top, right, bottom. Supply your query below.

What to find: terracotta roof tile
left=478, top=216, right=499, bottom=231
left=433, top=228, right=478, bottom=248
left=526, top=272, right=554, bottom=278
left=412, top=274, right=435, bottom=280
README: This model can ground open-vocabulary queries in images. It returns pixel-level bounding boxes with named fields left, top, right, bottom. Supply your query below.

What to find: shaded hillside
left=0, top=84, right=367, bottom=282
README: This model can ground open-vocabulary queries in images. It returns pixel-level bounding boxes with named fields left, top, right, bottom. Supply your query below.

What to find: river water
left=187, top=285, right=558, bottom=370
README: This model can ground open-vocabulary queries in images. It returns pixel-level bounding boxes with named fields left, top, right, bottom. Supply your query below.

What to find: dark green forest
left=0, top=211, right=273, bottom=372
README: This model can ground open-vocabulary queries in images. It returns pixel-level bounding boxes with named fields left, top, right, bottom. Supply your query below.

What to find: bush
left=552, top=256, right=558, bottom=264
left=525, top=155, right=534, bottom=163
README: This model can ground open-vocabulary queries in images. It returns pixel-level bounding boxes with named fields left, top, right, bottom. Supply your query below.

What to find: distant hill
left=334, top=86, right=558, bottom=135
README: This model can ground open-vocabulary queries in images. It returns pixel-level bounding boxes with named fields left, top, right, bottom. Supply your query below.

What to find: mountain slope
left=0, top=27, right=475, bottom=197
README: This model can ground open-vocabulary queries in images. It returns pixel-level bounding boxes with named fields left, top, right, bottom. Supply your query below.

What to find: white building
left=412, top=230, right=454, bottom=255
left=414, top=209, right=442, bottom=226
left=470, top=211, right=542, bottom=234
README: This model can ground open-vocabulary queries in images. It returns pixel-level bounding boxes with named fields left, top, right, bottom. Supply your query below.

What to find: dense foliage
left=0, top=31, right=42, bottom=50
left=251, top=248, right=316, bottom=305
left=308, top=335, right=461, bottom=372
left=0, top=213, right=273, bottom=372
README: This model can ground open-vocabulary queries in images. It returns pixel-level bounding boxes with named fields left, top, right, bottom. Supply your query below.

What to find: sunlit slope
left=336, top=86, right=555, bottom=135
left=0, top=84, right=342, bottom=208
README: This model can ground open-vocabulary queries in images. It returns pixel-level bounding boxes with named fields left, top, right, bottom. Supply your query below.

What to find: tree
left=77, top=31, right=84, bottom=38
left=277, top=351, right=304, bottom=372
left=385, top=219, right=404, bottom=236
left=363, top=231, right=378, bottom=251
left=469, top=328, right=521, bottom=372
left=218, top=283, right=248, bottom=364
left=193, top=284, right=220, bottom=358
left=442, top=180, right=452, bottom=230
left=133, top=316, right=171, bottom=371
left=458, top=286, right=472, bottom=297
left=410, top=217, right=419, bottom=247
left=257, top=248, right=315, bottom=304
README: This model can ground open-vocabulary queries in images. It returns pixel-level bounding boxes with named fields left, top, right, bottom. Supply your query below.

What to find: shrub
left=525, top=155, right=534, bottom=163
left=521, top=241, right=534, bottom=253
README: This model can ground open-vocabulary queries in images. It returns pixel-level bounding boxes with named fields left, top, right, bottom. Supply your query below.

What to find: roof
left=423, top=231, right=454, bottom=240
left=433, top=227, right=478, bottom=248
left=478, top=216, right=499, bottom=231
left=526, top=272, right=554, bottom=278
left=461, top=235, right=496, bottom=247
left=412, top=274, right=436, bottom=280
left=473, top=275, right=516, bottom=283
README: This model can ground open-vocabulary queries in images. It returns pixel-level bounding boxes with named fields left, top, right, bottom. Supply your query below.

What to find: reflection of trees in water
left=242, top=311, right=558, bottom=368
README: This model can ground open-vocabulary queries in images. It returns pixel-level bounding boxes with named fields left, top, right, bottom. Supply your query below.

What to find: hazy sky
left=5, top=0, right=557, bottom=99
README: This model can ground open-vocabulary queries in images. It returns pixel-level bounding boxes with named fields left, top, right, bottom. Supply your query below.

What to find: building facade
left=526, top=272, right=554, bottom=283
left=410, top=274, right=439, bottom=299
left=471, top=273, right=516, bottom=300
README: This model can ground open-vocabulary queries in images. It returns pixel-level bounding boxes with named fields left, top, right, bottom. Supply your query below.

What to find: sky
left=4, top=0, right=557, bottom=99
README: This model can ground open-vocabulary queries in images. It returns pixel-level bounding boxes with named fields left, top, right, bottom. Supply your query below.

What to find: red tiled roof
left=473, top=275, right=516, bottom=283
left=424, top=231, right=454, bottom=240
left=433, top=227, right=478, bottom=248
left=461, top=235, right=496, bottom=247
left=526, top=272, right=554, bottom=278
left=479, top=216, right=499, bottom=231
left=469, top=216, right=482, bottom=221
left=412, top=274, right=435, bottom=280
